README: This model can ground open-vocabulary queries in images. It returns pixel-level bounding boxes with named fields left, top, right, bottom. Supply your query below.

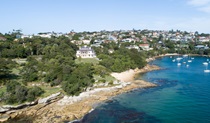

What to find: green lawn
left=0, top=86, right=6, bottom=94
left=75, top=58, right=99, bottom=65
left=94, top=74, right=116, bottom=82
left=0, top=87, right=6, bottom=105
left=12, top=68, right=20, bottom=75
left=40, top=86, right=63, bottom=97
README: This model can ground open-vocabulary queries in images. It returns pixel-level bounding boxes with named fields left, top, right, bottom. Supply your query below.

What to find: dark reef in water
left=72, top=77, right=180, bottom=123
left=73, top=100, right=162, bottom=123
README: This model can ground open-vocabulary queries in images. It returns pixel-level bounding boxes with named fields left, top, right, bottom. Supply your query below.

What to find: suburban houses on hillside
left=6, top=29, right=210, bottom=56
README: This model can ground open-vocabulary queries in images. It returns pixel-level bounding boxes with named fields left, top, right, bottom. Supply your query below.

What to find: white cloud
left=187, top=0, right=210, bottom=6
left=198, top=5, right=210, bottom=12
left=187, top=0, right=210, bottom=13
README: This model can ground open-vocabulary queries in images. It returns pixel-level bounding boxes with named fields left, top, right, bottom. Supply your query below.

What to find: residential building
left=0, top=36, right=6, bottom=41
left=126, top=45, right=140, bottom=52
left=195, top=45, right=209, bottom=50
left=76, top=46, right=96, bottom=58
left=82, top=40, right=91, bottom=45
left=21, top=35, right=33, bottom=39
left=199, top=37, right=209, bottom=42
left=37, top=32, right=52, bottom=38
left=139, top=44, right=151, bottom=51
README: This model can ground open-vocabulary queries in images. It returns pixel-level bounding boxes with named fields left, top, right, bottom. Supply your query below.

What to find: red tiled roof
left=139, top=44, right=149, bottom=46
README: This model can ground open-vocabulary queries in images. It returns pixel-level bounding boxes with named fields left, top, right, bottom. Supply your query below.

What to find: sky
left=1, top=0, right=210, bottom=34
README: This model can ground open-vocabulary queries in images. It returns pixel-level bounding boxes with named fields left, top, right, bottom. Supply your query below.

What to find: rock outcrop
left=38, top=92, right=61, bottom=104
left=0, top=64, right=161, bottom=123
left=0, top=101, right=37, bottom=113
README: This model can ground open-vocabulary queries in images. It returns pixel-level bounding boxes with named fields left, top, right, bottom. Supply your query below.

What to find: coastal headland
left=0, top=64, right=160, bottom=123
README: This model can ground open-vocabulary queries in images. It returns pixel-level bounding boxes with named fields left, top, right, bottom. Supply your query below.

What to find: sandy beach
left=1, top=64, right=160, bottom=123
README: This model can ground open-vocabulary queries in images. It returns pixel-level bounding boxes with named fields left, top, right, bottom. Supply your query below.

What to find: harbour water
left=74, top=56, right=210, bottom=123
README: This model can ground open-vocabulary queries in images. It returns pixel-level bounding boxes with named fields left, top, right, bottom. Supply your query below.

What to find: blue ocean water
left=74, top=56, right=210, bottom=123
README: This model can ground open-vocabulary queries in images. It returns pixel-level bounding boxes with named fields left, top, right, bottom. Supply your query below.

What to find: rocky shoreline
left=0, top=64, right=160, bottom=123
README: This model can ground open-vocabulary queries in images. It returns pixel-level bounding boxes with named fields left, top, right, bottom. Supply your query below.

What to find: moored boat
left=203, top=62, right=208, bottom=65
left=204, top=69, right=210, bottom=73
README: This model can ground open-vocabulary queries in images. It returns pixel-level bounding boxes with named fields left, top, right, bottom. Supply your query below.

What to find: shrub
left=27, top=86, right=44, bottom=102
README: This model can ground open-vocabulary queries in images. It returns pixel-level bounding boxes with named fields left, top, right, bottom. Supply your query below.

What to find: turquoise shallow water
left=74, top=56, right=210, bottom=123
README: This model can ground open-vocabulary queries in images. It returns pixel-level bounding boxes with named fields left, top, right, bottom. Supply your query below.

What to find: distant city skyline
left=1, top=0, right=210, bottom=34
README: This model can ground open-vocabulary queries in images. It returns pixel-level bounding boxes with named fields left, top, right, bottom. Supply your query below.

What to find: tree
left=93, top=65, right=111, bottom=77
left=4, top=81, right=44, bottom=104
left=72, top=34, right=81, bottom=40
left=20, top=56, right=39, bottom=83
left=27, top=86, right=44, bottom=101
left=62, top=63, right=94, bottom=95
left=0, top=58, right=11, bottom=76
left=6, top=81, right=20, bottom=93
left=15, top=85, right=28, bottom=103
left=0, top=58, right=16, bottom=85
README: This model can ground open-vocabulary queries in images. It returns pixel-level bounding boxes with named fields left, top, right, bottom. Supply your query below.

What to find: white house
left=37, top=33, right=52, bottom=38
left=76, top=46, right=96, bottom=58
left=122, top=38, right=134, bottom=43
left=195, top=45, right=209, bottom=50
left=82, top=40, right=91, bottom=45
left=139, top=44, right=151, bottom=51
left=21, top=35, right=33, bottom=39
left=126, top=45, right=140, bottom=52
left=199, top=37, right=209, bottom=42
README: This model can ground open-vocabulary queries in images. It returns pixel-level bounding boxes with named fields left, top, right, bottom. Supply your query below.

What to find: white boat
left=172, top=59, right=175, bottom=62
left=176, top=57, right=182, bottom=60
left=183, top=54, right=188, bottom=57
left=177, top=63, right=181, bottom=66
left=170, top=56, right=172, bottom=58
left=204, top=63, right=210, bottom=73
left=191, top=57, right=194, bottom=60
left=186, top=64, right=189, bottom=67
left=183, top=62, right=186, bottom=64
left=204, top=70, right=210, bottom=73
left=188, top=60, right=192, bottom=63
left=203, top=62, right=208, bottom=65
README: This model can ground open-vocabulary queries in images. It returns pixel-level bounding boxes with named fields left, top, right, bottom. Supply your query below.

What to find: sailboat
left=176, top=53, right=181, bottom=66
left=177, top=58, right=181, bottom=66
left=187, top=53, right=192, bottom=62
left=203, top=63, right=210, bottom=73
left=204, top=67, right=210, bottom=73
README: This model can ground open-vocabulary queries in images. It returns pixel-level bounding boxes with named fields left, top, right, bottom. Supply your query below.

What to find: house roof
left=0, top=36, right=6, bottom=41
left=139, top=44, right=149, bottom=46
left=78, top=47, right=95, bottom=52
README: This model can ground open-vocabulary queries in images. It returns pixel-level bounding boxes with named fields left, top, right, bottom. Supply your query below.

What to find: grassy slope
left=75, top=58, right=99, bottom=64
left=0, top=57, right=114, bottom=106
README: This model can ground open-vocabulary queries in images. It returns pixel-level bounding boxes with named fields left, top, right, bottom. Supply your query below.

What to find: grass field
left=40, top=86, right=63, bottom=97
left=94, top=75, right=116, bottom=82
left=0, top=86, right=6, bottom=94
